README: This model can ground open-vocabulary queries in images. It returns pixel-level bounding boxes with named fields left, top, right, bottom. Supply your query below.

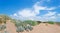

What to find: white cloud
left=33, top=2, right=55, bottom=14
left=11, top=0, right=57, bottom=21
left=43, top=11, right=56, bottom=17
left=18, top=9, right=35, bottom=17
left=13, top=13, right=18, bottom=17
left=33, top=2, right=46, bottom=14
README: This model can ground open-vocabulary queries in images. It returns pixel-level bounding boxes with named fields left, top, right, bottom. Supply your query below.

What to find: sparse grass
left=24, top=20, right=38, bottom=26
left=48, top=22, right=54, bottom=24
left=47, top=21, right=54, bottom=24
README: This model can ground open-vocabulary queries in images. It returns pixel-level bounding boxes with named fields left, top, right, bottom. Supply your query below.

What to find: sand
left=6, top=21, right=60, bottom=33
left=6, top=20, right=17, bottom=33
left=22, top=23, right=60, bottom=33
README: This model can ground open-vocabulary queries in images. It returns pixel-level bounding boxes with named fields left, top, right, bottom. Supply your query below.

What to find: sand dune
left=22, top=23, right=60, bottom=33
left=6, top=22, right=60, bottom=33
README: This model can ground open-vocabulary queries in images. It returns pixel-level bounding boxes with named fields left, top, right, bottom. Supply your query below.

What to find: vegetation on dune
left=0, top=14, right=12, bottom=24
left=0, top=14, right=10, bottom=33
left=24, top=24, right=33, bottom=32
left=16, top=26, right=25, bottom=33
left=14, top=20, right=33, bottom=33
left=47, top=21, right=54, bottom=24
left=0, top=14, right=60, bottom=33
left=24, top=20, right=38, bottom=26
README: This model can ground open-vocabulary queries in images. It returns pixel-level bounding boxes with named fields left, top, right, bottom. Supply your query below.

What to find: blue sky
left=0, top=0, right=60, bottom=22
left=0, top=0, right=38, bottom=14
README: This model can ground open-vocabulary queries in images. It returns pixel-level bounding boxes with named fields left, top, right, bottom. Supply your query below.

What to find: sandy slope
left=22, top=23, right=60, bottom=33
left=6, top=21, right=60, bottom=33
left=6, top=20, right=17, bottom=33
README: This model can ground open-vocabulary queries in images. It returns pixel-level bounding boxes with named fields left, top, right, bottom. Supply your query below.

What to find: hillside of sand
left=6, top=22, right=60, bottom=33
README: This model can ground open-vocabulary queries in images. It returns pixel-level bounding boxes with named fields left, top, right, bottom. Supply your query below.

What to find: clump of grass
left=24, top=20, right=38, bottom=26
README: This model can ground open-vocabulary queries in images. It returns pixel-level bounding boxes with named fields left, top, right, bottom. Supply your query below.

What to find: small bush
left=27, top=25, right=33, bottom=31
left=24, top=24, right=33, bottom=32
left=16, top=26, right=25, bottom=32
left=1, top=24, right=6, bottom=30
left=0, top=24, right=6, bottom=31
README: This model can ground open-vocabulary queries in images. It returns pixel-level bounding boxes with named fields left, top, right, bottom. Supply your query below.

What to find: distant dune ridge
left=6, top=20, right=60, bottom=33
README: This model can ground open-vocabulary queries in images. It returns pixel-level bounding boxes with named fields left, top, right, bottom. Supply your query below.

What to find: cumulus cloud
left=18, top=9, right=36, bottom=17
left=11, top=0, right=59, bottom=22
left=33, top=2, right=55, bottom=13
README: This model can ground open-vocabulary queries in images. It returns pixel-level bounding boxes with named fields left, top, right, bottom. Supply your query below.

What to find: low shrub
left=16, top=26, right=25, bottom=32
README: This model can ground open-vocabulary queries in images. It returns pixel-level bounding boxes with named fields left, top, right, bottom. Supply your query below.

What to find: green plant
left=27, top=25, right=33, bottom=31
left=24, top=20, right=38, bottom=26
left=0, top=24, right=6, bottom=31
left=24, top=24, right=33, bottom=32
left=16, top=26, right=25, bottom=33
